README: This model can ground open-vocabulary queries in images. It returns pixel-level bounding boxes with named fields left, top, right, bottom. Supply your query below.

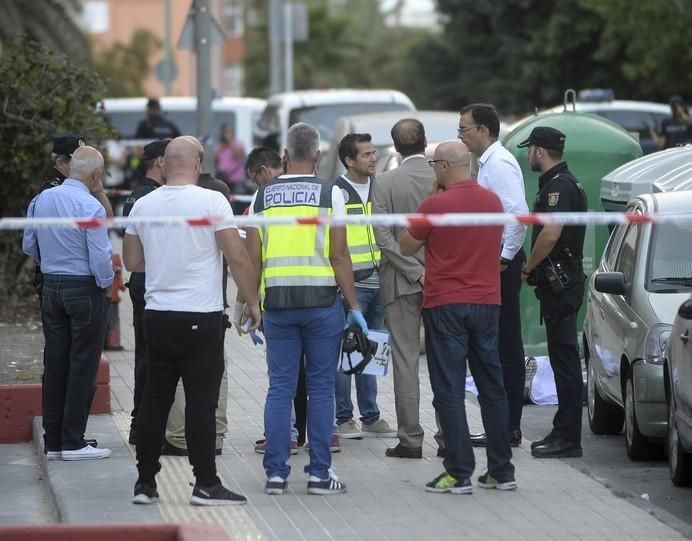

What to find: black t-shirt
left=531, top=162, right=587, bottom=261
left=660, top=117, right=692, bottom=148
left=122, top=177, right=161, bottom=217
left=135, top=115, right=181, bottom=139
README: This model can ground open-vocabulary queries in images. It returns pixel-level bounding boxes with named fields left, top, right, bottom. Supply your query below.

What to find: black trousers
left=499, top=249, right=526, bottom=432
left=128, top=272, right=147, bottom=429
left=544, top=311, right=583, bottom=444
left=41, top=275, right=110, bottom=451
left=136, top=310, right=224, bottom=486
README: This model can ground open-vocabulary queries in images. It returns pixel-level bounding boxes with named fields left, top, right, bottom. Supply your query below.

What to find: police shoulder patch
left=547, top=192, right=560, bottom=206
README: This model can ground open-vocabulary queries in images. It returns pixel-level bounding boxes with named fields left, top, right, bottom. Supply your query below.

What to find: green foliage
left=244, top=0, right=431, bottom=97
left=91, top=29, right=162, bottom=98
left=0, top=36, right=112, bottom=321
left=0, top=36, right=112, bottom=218
left=585, top=0, right=692, bottom=100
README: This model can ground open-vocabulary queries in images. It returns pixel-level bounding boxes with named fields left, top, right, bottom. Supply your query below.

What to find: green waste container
left=502, top=111, right=642, bottom=355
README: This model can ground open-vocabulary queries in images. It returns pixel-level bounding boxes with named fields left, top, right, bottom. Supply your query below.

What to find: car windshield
left=289, top=102, right=412, bottom=142
left=104, top=110, right=237, bottom=141
left=647, top=222, right=692, bottom=290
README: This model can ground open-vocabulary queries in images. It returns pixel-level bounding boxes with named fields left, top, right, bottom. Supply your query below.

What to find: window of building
left=223, top=1, right=244, bottom=38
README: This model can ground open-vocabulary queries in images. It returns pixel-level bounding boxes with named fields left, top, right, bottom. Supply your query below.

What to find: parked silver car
left=665, top=296, right=692, bottom=485
left=583, top=191, right=692, bottom=459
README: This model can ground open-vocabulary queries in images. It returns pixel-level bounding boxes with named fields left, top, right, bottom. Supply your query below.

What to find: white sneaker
left=61, top=444, right=111, bottom=461
left=46, top=451, right=62, bottom=460
left=362, top=419, right=397, bottom=438
left=336, top=419, right=362, bottom=439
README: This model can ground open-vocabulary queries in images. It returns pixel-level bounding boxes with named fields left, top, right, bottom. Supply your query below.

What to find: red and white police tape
left=2, top=212, right=691, bottom=230
left=104, top=189, right=254, bottom=203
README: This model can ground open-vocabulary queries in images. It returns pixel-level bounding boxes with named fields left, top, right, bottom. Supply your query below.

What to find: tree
left=0, top=0, right=89, bottom=62
left=91, top=29, right=162, bottom=97
left=244, top=0, right=432, bottom=98
left=0, top=36, right=112, bottom=321
left=407, top=0, right=626, bottom=115
left=585, top=0, right=692, bottom=101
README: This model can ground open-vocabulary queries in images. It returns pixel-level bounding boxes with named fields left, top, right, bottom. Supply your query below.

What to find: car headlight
left=644, top=323, right=672, bottom=365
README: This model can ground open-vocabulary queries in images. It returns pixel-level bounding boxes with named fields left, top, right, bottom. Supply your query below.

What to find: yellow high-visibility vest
left=335, top=176, right=380, bottom=282
left=254, top=176, right=337, bottom=310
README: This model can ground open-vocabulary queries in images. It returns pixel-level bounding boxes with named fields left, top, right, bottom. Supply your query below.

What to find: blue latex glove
left=346, top=309, right=369, bottom=335
left=249, top=330, right=264, bottom=346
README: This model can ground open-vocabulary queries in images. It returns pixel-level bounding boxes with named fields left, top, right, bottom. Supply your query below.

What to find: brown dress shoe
left=385, top=444, right=422, bottom=459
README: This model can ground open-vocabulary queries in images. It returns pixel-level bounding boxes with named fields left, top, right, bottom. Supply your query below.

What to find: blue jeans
left=335, top=287, right=383, bottom=425
left=263, top=297, right=344, bottom=479
left=41, top=275, right=110, bottom=451
left=423, top=303, right=514, bottom=482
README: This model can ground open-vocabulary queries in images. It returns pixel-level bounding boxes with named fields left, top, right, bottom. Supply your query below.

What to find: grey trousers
left=385, top=292, right=425, bottom=448
left=165, top=352, right=229, bottom=450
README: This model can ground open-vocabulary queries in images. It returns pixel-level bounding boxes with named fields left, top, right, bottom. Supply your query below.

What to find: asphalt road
left=520, top=403, right=692, bottom=538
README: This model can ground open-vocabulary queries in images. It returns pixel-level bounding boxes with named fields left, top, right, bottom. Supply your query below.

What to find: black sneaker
left=265, top=476, right=288, bottom=495
left=425, top=472, right=472, bottom=494
left=190, top=480, right=247, bottom=506
left=307, top=472, right=347, bottom=495
left=477, top=471, right=518, bottom=491
left=132, top=479, right=159, bottom=504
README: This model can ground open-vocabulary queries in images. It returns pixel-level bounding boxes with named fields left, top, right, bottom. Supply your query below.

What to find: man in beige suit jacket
left=372, top=118, right=434, bottom=458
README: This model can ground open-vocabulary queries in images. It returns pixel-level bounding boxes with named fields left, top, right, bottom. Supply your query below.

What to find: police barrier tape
left=104, top=189, right=254, bottom=203
left=2, top=212, right=692, bottom=230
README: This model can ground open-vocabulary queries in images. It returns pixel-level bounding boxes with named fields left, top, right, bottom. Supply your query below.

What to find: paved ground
left=2, top=249, right=691, bottom=538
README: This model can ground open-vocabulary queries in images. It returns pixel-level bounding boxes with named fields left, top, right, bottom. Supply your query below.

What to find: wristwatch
left=500, top=257, right=512, bottom=266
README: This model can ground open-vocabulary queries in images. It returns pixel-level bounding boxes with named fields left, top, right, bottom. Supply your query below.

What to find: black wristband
left=501, top=257, right=512, bottom=266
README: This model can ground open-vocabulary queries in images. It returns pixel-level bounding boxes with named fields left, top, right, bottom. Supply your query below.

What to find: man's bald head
left=68, top=147, right=104, bottom=189
left=391, top=118, right=426, bottom=157
left=431, top=140, right=472, bottom=189
left=164, top=136, right=202, bottom=184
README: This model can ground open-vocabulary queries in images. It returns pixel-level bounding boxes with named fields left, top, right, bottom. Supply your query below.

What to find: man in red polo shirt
left=400, top=140, right=516, bottom=494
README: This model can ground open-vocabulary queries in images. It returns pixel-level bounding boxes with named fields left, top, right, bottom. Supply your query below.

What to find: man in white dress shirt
left=458, top=103, right=528, bottom=448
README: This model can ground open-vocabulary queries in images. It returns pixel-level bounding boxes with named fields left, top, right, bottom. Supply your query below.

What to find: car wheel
left=587, top=359, right=624, bottom=434
left=668, top=396, right=692, bottom=486
left=624, top=367, right=660, bottom=460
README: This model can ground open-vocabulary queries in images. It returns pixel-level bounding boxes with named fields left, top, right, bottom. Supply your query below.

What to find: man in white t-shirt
left=123, top=136, right=260, bottom=507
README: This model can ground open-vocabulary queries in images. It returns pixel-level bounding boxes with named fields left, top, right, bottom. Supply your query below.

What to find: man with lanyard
left=520, top=126, right=587, bottom=459
left=458, top=103, right=528, bottom=448
left=122, top=139, right=169, bottom=445
left=246, top=123, right=367, bottom=495
left=334, top=133, right=396, bottom=439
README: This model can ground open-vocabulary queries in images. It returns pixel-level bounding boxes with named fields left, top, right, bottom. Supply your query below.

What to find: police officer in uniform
left=246, top=122, right=367, bottom=495
left=122, top=139, right=169, bottom=444
left=519, top=127, right=587, bottom=459
left=135, top=98, right=181, bottom=140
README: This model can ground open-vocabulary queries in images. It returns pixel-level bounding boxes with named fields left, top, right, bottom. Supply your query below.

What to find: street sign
left=177, top=2, right=226, bottom=50
left=291, top=2, right=309, bottom=42
left=154, top=58, right=178, bottom=84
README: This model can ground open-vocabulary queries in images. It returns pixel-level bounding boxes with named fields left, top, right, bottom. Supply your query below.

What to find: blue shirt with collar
left=23, top=178, right=114, bottom=288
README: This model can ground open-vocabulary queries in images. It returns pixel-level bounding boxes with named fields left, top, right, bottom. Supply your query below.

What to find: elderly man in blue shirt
left=23, top=145, right=114, bottom=461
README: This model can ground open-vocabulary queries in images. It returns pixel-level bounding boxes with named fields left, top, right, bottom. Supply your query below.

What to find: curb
left=32, top=415, right=162, bottom=524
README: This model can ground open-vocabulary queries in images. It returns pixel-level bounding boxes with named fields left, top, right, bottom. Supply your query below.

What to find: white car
left=583, top=191, right=692, bottom=460
left=254, top=89, right=416, bottom=153
left=666, top=296, right=692, bottom=486
left=320, top=110, right=458, bottom=180
left=101, top=96, right=266, bottom=149
left=508, top=99, right=671, bottom=155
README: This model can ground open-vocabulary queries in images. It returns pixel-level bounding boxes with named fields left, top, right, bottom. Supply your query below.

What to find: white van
left=255, top=89, right=416, bottom=152
left=101, top=96, right=266, bottom=149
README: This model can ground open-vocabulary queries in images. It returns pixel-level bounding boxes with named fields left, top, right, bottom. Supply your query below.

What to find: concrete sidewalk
left=10, top=270, right=689, bottom=540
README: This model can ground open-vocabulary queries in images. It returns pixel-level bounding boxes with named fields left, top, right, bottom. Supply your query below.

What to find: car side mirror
left=678, top=299, right=692, bottom=320
left=594, top=272, right=627, bottom=296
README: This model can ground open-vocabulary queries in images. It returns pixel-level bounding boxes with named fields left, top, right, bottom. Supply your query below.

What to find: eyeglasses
left=427, top=159, right=447, bottom=167
left=457, top=125, right=479, bottom=135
